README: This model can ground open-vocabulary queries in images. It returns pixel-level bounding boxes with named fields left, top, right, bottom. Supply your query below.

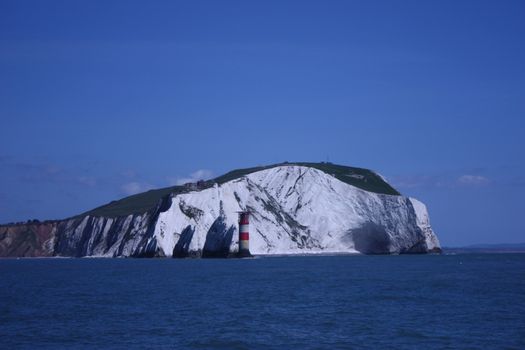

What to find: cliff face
left=0, top=164, right=441, bottom=257
left=0, top=221, right=57, bottom=257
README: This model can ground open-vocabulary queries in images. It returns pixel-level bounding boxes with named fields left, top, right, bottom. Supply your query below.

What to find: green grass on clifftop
left=87, top=162, right=400, bottom=218
left=86, top=186, right=185, bottom=218
left=214, top=162, right=400, bottom=195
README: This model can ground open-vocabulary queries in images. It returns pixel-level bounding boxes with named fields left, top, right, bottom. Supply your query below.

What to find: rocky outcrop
left=0, top=221, right=57, bottom=257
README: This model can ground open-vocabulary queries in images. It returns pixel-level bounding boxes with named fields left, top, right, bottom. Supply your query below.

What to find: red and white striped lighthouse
left=238, top=211, right=252, bottom=257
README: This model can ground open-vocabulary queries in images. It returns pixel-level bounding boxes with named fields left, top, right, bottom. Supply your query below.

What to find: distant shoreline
left=443, top=244, right=525, bottom=254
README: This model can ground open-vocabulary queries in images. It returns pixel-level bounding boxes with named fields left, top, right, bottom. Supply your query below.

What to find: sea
left=1, top=254, right=524, bottom=349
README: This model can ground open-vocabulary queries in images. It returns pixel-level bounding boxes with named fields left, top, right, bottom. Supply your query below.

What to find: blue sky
left=1, top=0, right=524, bottom=246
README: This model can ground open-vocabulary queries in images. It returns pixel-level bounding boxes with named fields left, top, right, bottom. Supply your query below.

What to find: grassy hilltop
left=87, top=162, right=400, bottom=218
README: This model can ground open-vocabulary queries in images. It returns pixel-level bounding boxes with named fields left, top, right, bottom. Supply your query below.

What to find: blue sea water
left=1, top=254, right=524, bottom=349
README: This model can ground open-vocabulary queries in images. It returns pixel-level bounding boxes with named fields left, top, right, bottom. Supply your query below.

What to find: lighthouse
left=238, top=211, right=252, bottom=257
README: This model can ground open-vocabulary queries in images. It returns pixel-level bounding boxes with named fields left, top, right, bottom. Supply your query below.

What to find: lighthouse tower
left=238, top=211, right=252, bottom=257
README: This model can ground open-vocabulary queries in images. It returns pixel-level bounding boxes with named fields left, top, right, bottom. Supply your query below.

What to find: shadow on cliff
left=172, top=225, right=197, bottom=258
left=346, top=221, right=392, bottom=254
left=202, top=216, right=235, bottom=258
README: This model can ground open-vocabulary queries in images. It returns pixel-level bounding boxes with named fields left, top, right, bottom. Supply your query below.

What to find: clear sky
left=1, top=0, right=524, bottom=246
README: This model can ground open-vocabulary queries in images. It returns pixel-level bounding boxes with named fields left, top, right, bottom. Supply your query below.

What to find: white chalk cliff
left=0, top=163, right=440, bottom=257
